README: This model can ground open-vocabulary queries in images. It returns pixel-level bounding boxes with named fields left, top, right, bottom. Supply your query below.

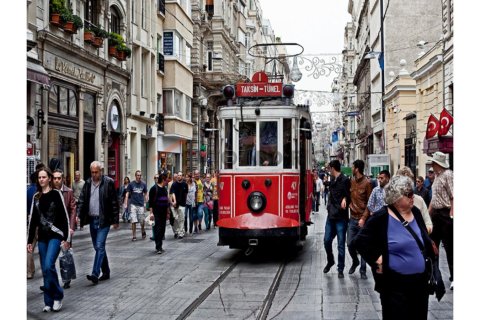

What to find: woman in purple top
left=353, top=176, right=436, bottom=320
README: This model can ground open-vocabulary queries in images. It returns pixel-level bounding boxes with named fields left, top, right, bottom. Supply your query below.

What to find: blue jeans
left=323, top=218, right=347, bottom=272
left=89, top=217, right=110, bottom=278
left=38, top=238, right=63, bottom=307
left=196, top=203, right=205, bottom=227
left=347, top=218, right=367, bottom=273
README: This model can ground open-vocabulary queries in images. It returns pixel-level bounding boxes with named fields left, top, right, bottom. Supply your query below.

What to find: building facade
left=27, top=0, right=131, bottom=189
left=342, top=0, right=444, bottom=172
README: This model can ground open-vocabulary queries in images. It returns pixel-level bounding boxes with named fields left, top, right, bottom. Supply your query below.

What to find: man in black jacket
left=77, top=161, right=119, bottom=284
left=323, top=160, right=351, bottom=278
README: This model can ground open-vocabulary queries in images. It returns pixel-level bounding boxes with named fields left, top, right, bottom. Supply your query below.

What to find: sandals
left=142, top=231, right=146, bottom=240
left=132, top=237, right=137, bottom=241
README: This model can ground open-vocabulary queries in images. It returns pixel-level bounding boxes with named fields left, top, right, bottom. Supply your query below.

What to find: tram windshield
left=259, top=121, right=277, bottom=166
left=239, top=122, right=256, bottom=166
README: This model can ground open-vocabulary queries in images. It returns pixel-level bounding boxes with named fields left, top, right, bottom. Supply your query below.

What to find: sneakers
left=450, top=281, right=454, bottom=290
left=338, top=271, right=344, bottom=279
left=43, top=306, right=52, bottom=312
left=53, top=300, right=62, bottom=311
left=156, top=249, right=165, bottom=254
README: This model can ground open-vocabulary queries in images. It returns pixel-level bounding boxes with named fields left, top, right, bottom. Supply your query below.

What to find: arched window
left=110, top=6, right=121, bottom=34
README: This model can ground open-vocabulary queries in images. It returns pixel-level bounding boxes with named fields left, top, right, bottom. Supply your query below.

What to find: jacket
left=60, top=184, right=77, bottom=230
left=77, top=175, right=119, bottom=228
left=352, top=206, right=435, bottom=293
left=349, top=175, right=372, bottom=219
left=327, top=173, right=351, bottom=220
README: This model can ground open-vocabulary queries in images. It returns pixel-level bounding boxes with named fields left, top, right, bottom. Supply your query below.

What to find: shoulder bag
left=388, top=205, right=445, bottom=301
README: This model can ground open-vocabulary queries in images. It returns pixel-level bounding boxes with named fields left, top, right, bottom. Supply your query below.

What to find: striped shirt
left=89, top=181, right=100, bottom=216
left=430, top=169, right=453, bottom=209
left=367, top=186, right=386, bottom=214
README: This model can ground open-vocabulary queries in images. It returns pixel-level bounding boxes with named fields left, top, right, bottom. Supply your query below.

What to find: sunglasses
left=404, top=191, right=414, bottom=199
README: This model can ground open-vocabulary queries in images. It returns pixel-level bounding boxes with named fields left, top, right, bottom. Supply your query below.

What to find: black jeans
left=430, top=208, right=453, bottom=280
left=153, top=209, right=167, bottom=251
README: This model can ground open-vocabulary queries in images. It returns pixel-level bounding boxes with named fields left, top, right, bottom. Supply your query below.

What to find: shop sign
left=54, top=57, right=96, bottom=83
left=164, top=32, right=174, bottom=56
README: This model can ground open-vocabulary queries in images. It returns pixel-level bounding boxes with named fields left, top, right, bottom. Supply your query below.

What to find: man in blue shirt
left=366, top=170, right=391, bottom=215
left=124, top=170, right=148, bottom=241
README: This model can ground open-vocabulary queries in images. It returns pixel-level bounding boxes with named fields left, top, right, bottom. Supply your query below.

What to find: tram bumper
left=217, top=213, right=300, bottom=249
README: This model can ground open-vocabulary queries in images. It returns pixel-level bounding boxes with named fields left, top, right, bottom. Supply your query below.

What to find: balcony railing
left=158, top=53, right=164, bottom=73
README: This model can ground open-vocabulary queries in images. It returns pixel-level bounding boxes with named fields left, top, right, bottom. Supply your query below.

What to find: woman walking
left=203, top=174, right=215, bottom=230
left=185, top=173, right=197, bottom=234
left=353, top=175, right=436, bottom=319
left=27, top=167, right=71, bottom=312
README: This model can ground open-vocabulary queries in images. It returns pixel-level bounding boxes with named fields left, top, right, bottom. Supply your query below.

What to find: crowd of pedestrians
left=27, top=152, right=452, bottom=318
left=320, top=151, right=453, bottom=320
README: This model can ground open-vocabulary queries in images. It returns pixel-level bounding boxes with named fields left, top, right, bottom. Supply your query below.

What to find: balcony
left=163, top=116, right=193, bottom=140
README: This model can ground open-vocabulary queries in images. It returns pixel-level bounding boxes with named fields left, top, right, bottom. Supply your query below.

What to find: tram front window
left=260, top=121, right=278, bottom=166
left=239, top=122, right=256, bottom=166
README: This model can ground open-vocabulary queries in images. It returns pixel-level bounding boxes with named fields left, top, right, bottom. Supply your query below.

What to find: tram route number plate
left=236, top=82, right=283, bottom=97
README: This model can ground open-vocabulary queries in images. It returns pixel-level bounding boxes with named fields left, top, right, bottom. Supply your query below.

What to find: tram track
left=175, top=249, right=292, bottom=320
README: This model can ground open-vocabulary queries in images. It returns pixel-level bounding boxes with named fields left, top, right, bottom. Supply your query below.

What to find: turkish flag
left=438, top=108, right=453, bottom=136
left=426, top=114, right=440, bottom=139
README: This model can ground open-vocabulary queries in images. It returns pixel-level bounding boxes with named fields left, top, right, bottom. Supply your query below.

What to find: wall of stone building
left=383, top=0, right=442, bottom=80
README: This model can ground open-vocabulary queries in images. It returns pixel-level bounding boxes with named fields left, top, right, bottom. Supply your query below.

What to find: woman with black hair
left=27, top=167, right=70, bottom=312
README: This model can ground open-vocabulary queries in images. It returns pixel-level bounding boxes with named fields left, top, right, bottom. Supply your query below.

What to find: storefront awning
left=27, top=60, right=50, bottom=86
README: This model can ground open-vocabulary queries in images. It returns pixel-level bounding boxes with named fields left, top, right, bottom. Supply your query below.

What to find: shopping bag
left=59, top=248, right=76, bottom=282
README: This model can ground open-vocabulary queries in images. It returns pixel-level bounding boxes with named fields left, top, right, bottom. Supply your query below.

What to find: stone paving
left=27, top=204, right=453, bottom=319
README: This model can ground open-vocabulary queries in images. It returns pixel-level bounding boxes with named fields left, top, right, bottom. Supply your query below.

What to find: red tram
left=216, top=71, right=314, bottom=251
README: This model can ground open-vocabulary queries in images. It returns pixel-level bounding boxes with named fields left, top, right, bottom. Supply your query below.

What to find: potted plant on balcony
left=108, top=32, right=123, bottom=56
left=60, top=10, right=75, bottom=33
left=84, top=27, right=95, bottom=43
left=50, top=0, right=66, bottom=26
left=94, top=27, right=108, bottom=47
left=71, top=15, right=84, bottom=33
left=116, top=43, right=132, bottom=61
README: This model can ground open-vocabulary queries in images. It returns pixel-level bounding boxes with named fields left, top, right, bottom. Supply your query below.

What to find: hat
left=428, top=151, right=449, bottom=169
left=428, top=167, right=434, bottom=173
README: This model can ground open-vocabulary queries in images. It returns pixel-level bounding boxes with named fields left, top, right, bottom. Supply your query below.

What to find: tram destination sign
left=236, top=82, right=283, bottom=97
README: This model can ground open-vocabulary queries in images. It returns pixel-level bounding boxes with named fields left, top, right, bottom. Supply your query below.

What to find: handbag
left=389, top=205, right=446, bottom=301
left=59, top=247, right=76, bottom=282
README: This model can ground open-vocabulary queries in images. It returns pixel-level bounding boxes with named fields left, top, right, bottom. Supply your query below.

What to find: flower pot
left=108, top=46, right=117, bottom=56
left=116, top=50, right=127, bottom=61
left=50, top=14, right=62, bottom=26
left=84, top=31, right=95, bottom=43
left=63, top=21, right=77, bottom=34
left=92, top=37, right=104, bottom=48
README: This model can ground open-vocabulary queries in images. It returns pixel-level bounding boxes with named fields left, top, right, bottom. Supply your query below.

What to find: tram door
left=299, top=129, right=307, bottom=238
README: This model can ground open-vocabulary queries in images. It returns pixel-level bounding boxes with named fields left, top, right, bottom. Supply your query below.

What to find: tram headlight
left=247, top=191, right=266, bottom=213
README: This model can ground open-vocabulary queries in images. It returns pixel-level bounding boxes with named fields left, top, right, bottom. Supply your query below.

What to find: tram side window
left=239, top=122, right=256, bottom=166
left=224, top=119, right=233, bottom=169
left=260, top=121, right=277, bottom=166
left=283, top=119, right=292, bottom=168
